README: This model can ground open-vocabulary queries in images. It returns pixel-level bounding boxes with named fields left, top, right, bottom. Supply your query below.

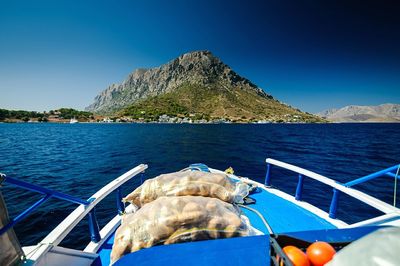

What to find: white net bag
left=123, top=170, right=250, bottom=208
left=111, top=195, right=255, bottom=264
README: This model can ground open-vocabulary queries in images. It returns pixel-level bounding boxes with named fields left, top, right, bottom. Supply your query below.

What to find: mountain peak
left=86, top=50, right=269, bottom=113
left=179, top=50, right=215, bottom=58
left=180, top=50, right=213, bottom=57
left=85, top=51, right=321, bottom=122
left=169, top=50, right=223, bottom=73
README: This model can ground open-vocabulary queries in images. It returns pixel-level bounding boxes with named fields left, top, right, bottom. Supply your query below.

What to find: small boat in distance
left=102, top=117, right=113, bottom=123
left=70, top=118, right=78, bottom=124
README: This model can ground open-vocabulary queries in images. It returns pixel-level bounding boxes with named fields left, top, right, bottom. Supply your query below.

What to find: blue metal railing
left=264, top=160, right=400, bottom=219
left=264, top=163, right=271, bottom=186
left=0, top=173, right=130, bottom=242
left=0, top=174, right=90, bottom=236
left=295, top=174, right=304, bottom=201
left=3, top=175, right=89, bottom=205
left=344, top=164, right=400, bottom=187
left=329, top=189, right=341, bottom=219
left=85, top=197, right=100, bottom=242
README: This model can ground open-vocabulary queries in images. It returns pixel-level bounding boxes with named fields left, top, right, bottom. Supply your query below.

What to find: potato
left=198, top=184, right=209, bottom=196
left=205, top=200, right=218, bottom=211
left=223, top=213, right=242, bottom=227
left=110, top=227, right=133, bottom=262
left=150, top=224, right=175, bottom=240
left=207, top=217, right=227, bottom=229
left=182, top=202, right=202, bottom=213
left=178, top=210, right=205, bottom=224
left=170, top=197, right=181, bottom=206
left=212, top=174, right=226, bottom=184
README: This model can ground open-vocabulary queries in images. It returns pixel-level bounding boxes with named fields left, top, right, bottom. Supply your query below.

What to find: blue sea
left=0, top=123, right=399, bottom=249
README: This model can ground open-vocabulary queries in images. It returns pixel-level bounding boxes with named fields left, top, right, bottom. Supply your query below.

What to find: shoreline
left=1, top=120, right=400, bottom=125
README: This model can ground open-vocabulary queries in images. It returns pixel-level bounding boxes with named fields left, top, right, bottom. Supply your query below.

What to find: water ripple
left=0, top=123, right=399, bottom=249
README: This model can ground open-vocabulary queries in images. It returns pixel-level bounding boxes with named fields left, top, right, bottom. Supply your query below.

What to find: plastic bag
left=326, top=227, right=400, bottom=266
left=123, top=170, right=250, bottom=207
left=111, top=195, right=254, bottom=264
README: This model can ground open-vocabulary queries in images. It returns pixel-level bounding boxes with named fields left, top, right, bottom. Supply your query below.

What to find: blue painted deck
left=92, top=233, right=114, bottom=266
left=241, top=187, right=336, bottom=234
left=94, top=187, right=336, bottom=265
left=114, top=235, right=269, bottom=266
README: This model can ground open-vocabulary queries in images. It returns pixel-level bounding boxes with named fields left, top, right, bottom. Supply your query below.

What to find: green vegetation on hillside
left=0, top=108, right=93, bottom=122
left=0, top=109, right=45, bottom=121
left=54, top=108, right=93, bottom=119
left=121, top=97, right=189, bottom=120
left=120, top=83, right=323, bottom=123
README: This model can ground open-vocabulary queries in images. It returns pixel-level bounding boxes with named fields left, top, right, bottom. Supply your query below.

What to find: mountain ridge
left=86, top=50, right=323, bottom=122
left=317, top=103, right=400, bottom=122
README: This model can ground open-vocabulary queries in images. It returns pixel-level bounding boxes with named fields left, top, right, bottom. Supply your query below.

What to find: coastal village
left=0, top=52, right=325, bottom=124
left=0, top=108, right=309, bottom=124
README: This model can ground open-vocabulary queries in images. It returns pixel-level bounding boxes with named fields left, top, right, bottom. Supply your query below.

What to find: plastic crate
left=270, top=234, right=350, bottom=266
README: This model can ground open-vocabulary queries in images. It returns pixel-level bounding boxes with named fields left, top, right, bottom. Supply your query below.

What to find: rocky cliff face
left=86, top=50, right=323, bottom=122
left=317, top=103, right=400, bottom=122
left=86, top=50, right=270, bottom=114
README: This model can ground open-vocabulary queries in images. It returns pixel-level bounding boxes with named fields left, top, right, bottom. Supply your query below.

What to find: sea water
left=0, top=123, right=399, bottom=249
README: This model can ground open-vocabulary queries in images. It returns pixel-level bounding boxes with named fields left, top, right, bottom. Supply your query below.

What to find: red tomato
left=282, top=245, right=310, bottom=266
left=306, top=241, right=336, bottom=266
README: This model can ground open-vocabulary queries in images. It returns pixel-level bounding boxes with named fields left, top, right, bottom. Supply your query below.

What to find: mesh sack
left=123, top=170, right=250, bottom=207
left=111, top=195, right=254, bottom=264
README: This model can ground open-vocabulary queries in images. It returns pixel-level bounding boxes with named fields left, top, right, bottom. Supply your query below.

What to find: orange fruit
left=306, top=241, right=336, bottom=266
left=282, top=245, right=310, bottom=266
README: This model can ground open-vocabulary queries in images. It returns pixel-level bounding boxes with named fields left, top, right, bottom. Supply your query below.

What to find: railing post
left=329, top=189, right=340, bottom=219
left=87, top=199, right=100, bottom=243
left=295, top=174, right=304, bottom=201
left=265, top=163, right=271, bottom=187
left=140, top=172, right=145, bottom=185
left=116, top=188, right=125, bottom=215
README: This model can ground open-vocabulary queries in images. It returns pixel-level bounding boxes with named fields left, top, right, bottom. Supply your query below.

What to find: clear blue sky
left=1, top=0, right=399, bottom=113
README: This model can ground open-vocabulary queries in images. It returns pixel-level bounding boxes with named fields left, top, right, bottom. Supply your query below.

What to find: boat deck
left=241, top=187, right=336, bottom=234
left=94, top=186, right=336, bottom=265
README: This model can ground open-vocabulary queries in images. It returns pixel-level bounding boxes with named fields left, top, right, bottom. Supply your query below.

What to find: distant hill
left=0, top=108, right=94, bottom=123
left=86, top=51, right=323, bottom=123
left=317, top=104, right=400, bottom=122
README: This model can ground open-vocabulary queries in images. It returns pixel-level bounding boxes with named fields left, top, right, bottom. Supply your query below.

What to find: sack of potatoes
left=123, top=170, right=250, bottom=208
left=111, top=195, right=254, bottom=264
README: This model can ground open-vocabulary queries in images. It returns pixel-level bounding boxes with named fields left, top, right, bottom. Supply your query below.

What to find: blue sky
left=0, top=0, right=399, bottom=113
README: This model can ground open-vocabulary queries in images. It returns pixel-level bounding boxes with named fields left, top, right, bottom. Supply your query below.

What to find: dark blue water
left=0, top=123, right=399, bottom=249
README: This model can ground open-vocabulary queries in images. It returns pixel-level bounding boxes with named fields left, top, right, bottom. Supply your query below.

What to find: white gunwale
left=24, top=164, right=147, bottom=263
left=211, top=158, right=400, bottom=229
left=265, top=158, right=399, bottom=215
left=21, top=159, right=400, bottom=265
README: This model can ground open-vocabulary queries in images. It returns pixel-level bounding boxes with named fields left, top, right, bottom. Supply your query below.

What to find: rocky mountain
left=317, top=103, right=400, bottom=122
left=86, top=51, right=322, bottom=122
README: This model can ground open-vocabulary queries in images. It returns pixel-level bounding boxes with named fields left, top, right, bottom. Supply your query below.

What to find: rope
left=394, top=164, right=400, bottom=207
left=238, top=204, right=274, bottom=234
